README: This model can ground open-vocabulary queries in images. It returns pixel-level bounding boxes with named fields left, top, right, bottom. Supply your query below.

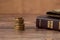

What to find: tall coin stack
left=15, top=17, right=25, bottom=31
left=36, top=10, right=60, bottom=31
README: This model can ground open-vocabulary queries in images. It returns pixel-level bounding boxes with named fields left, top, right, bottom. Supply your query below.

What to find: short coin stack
left=15, top=17, right=25, bottom=31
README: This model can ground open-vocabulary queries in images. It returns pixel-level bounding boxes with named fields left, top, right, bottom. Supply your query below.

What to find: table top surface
left=0, top=14, right=60, bottom=40
left=0, top=29, right=60, bottom=40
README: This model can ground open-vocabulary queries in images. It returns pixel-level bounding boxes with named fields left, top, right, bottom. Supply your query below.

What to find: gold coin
left=14, top=26, right=20, bottom=30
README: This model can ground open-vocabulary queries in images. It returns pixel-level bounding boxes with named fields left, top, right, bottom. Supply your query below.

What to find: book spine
left=53, top=21, right=59, bottom=30
left=36, top=19, right=41, bottom=29
left=41, top=19, right=47, bottom=29
left=36, top=18, right=60, bottom=31
left=47, top=20, right=53, bottom=29
left=36, top=19, right=47, bottom=29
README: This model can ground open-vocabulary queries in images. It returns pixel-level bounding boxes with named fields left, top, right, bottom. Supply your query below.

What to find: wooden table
left=0, top=29, right=60, bottom=40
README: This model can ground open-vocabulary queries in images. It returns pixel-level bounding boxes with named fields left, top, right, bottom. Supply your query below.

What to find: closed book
left=46, top=10, right=60, bottom=18
left=47, top=10, right=60, bottom=15
left=47, top=11, right=60, bottom=15
left=47, top=12, right=60, bottom=18
left=36, top=16, right=60, bottom=31
left=47, top=15, right=60, bottom=19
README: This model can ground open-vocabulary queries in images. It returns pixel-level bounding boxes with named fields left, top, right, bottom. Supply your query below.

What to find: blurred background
left=0, top=0, right=60, bottom=28
left=0, top=0, right=60, bottom=40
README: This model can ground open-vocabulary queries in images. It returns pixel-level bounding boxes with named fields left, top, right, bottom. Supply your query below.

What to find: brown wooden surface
left=0, top=14, right=60, bottom=40
left=0, top=0, right=60, bottom=15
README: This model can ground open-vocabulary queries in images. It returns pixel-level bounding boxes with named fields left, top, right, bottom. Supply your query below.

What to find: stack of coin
left=15, top=17, right=25, bottom=31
